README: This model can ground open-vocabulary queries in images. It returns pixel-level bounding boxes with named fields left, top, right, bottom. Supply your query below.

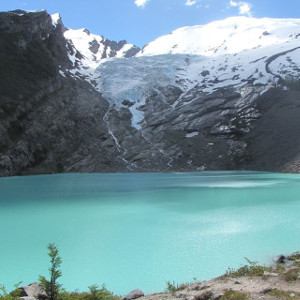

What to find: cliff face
left=1, top=11, right=300, bottom=176
left=0, top=11, right=124, bottom=176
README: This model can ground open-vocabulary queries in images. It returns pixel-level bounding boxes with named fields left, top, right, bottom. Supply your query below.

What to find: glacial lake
left=1, top=172, right=300, bottom=294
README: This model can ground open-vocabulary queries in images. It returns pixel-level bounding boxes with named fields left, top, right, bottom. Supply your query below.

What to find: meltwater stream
left=1, top=172, right=300, bottom=294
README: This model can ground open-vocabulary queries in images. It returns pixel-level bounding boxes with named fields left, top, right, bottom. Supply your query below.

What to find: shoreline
left=1, top=170, right=300, bottom=180
left=8, top=252, right=300, bottom=300
left=138, top=253, right=300, bottom=300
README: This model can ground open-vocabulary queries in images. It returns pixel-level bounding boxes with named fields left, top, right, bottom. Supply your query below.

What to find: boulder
left=194, top=291, right=213, bottom=300
left=123, top=289, right=144, bottom=300
left=19, top=283, right=47, bottom=300
left=263, top=271, right=279, bottom=277
left=276, top=255, right=287, bottom=264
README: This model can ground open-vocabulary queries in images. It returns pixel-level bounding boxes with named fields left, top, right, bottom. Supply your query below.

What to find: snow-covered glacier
left=63, top=16, right=300, bottom=129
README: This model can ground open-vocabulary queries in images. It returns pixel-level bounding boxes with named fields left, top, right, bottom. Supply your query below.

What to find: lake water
left=1, top=172, right=300, bottom=294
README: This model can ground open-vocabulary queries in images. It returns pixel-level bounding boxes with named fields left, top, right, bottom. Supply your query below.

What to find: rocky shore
left=135, top=253, right=300, bottom=300
left=12, top=253, right=300, bottom=300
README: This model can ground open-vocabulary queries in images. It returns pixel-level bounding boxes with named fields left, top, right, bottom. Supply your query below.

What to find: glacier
left=59, top=15, right=300, bottom=129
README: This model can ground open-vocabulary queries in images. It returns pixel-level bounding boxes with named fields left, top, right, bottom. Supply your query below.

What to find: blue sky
left=0, top=0, right=300, bottom=46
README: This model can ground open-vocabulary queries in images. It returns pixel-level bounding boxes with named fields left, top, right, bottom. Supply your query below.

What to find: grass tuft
left=284, top=269, right=299, bottom=282
left=225, top=258, right=270, bottom=278
left=220, top=290, right=249, bottom=300
left=165, top=281, right=187, bottom=294
left=267, top=289, right=300, bottom=300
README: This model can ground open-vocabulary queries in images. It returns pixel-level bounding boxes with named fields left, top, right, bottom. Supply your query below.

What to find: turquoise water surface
left=1, top=172, right=300, bottom=294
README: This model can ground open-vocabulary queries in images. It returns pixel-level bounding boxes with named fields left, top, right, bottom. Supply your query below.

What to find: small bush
left=0, top=284, right=22, bottom=300
left=267, top=289, right=300, bottom=300
left=60, top=285, right=120, bottom=300
left=165, top=281, right=187, bottom=294
left=275, top=263, right=286, bottom=274
left=220, top=290, right=249, bottom=300
left=284, top=269, right=299, bottom=282
left=287, top=253, right=300, bottom=262
left=225, top=258, right=270, bottom=277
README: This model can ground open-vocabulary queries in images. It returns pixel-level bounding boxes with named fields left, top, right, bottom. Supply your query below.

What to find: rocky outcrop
left=0, top=10, right=126, bottom=176
left=123, top=289, right=144, bottom=300
left=19, top=283, right=47, bottom=300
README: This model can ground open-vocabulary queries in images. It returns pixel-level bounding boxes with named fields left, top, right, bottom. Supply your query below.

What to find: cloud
left=185, top=0, right=197, bottom=6
left=134, top=0, right=200, bottom=8
left=134, top=0, right=150, bottom=8
left=229, top=0, right=252, bottom=16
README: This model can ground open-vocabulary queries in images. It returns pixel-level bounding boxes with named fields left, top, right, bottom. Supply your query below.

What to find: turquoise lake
left=1, top=172, right=300, bottom=294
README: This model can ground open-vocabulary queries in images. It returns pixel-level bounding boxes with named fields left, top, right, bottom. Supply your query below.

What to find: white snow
left=51, top=13, right=61, bottom=27
left=64, top=29, right=106, bottom=70
left=59, top=70, right=66, bottom=77
left=186, top=132, right=199, bottom=138
left=116, top=43, right=136, bottom=58
left=64, top=16, right=300, bottom=129
left=63, top=28, right=138, bottom=85
left=94, top=55, right=190, bottom=129
left=269, top=48, right=300, bottom=79
left=140, top=16, right=300, bottom=57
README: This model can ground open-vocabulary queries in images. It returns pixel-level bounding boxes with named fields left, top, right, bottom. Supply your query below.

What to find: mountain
left=1, top=10, right=300, bottom=176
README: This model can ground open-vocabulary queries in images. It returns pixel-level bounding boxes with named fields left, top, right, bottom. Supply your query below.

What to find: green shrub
left=39, top=243, right=62, bottom=300
left=220, top=290, right=249, bottom=300
left=165, top=281, right=187, bottom=294
left=0, top=283, right=22, bottom=300
left=275, top=263, right=286, bottom=274
left=266, top=289, right=300, bottom=300
left=284, top=269, right=299, bottom=282
left=225, top=258, right=270, bottom=277
left=60, top=285, right=120, bottom=300
left=1, top=245, right=120, bottom=300
left=287, top=253, right=300, bottom=262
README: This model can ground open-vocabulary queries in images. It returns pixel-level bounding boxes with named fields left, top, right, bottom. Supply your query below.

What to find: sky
left=0, top=0, right=300, bottom=46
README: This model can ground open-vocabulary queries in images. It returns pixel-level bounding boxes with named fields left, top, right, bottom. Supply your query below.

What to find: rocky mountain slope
left=1, top=10, right=300, bottom=176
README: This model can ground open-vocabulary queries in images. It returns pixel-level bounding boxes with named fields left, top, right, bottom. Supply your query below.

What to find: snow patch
left=51, top=13, right=61, bottom=27
left=186, top=132, right=199, bottom=138
left=140, top=16, right=300, bottom=57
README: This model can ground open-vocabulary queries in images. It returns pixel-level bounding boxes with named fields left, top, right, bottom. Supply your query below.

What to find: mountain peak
left=64, top=27, right=140, bottom=72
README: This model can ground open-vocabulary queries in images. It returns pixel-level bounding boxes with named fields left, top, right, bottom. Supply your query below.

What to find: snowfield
left=139, top=16, right=300, bottom=57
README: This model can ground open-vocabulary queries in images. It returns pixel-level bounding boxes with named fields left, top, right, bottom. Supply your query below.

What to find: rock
left=20, top=297, right=37, bottom=300
left=261, top=288, right=273, bottom=294
left=122, top=100, right=135, bottom=107
left=123, top=289, right=144, bottom=300
left=0, top=155, right=13, bottom=176
left=276, top=255, right=287, bottom=264
left=19, top=283, right=47, bottom=300
left=263, top=271, right=279, bottom=277
left=201, top=70, right=210, bottom=77
left=194, top=291, right=213, bottom=300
